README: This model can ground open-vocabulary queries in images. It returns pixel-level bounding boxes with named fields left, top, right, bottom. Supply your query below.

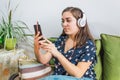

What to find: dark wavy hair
left=61, top=7, right=94, bottom=47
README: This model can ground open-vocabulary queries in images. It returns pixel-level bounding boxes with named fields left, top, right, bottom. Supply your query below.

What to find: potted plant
left=0, top=0, right=33, bottom=50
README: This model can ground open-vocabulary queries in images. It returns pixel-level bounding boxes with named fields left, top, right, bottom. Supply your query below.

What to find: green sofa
left=94, top=33, right=120, bottom=80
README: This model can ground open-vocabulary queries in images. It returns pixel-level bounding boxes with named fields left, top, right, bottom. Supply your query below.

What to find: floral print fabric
left=53, top=36, right=97, bottom=80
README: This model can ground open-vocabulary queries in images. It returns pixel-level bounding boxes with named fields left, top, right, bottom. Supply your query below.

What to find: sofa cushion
left=94, top=39, right=102, bottom=80
left=101, top=33, right=120, bottom=80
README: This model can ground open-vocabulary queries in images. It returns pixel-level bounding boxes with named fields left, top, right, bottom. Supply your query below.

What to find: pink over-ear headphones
left=77, top=13, right=87, bottom=27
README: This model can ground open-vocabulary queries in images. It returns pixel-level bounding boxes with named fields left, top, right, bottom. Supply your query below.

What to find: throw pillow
left=94, top=39, right=102, bottom=80
left=101, top=33, right=120, bottom=80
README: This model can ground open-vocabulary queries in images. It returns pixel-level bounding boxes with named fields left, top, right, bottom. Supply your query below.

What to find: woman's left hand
left=40, top=38, right=59, bottom=57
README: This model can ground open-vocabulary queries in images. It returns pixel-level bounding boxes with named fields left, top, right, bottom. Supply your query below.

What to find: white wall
left=0, top=0, right=120, bottom=39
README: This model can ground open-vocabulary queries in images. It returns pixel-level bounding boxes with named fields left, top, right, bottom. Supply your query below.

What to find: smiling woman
left=34, top=6, right=97, bottom=80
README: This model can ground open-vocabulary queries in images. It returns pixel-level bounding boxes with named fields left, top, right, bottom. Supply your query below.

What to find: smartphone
left=34, top=21, right=44, bottom=40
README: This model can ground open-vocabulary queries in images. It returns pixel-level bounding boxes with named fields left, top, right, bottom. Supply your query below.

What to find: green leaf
left=8, top=10, right=12, bottom=25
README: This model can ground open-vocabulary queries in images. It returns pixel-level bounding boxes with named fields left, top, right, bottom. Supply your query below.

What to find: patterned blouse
left=53, top=36, right=97, bottom=80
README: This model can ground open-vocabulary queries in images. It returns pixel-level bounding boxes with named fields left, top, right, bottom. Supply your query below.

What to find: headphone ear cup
left=77, top=14, right=87, bottom=27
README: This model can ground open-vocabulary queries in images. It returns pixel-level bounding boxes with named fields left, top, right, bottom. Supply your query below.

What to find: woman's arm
left=34, top=32, right=52, bottom=64
left=40, top=40, right=92, bottom=78
left=55, top=51, right=92, bottom=78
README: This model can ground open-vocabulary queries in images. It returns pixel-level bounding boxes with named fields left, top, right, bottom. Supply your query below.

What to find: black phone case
left=34, top=23, right=44, bottom=40
left=34, top=24, right=42, bottom=36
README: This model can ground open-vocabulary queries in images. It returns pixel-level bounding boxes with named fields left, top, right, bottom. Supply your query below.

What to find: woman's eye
left=61, top=20, right=64, bottom=23
left=61, top=19, right=71, bottom=23
left=66, top=20, right=71, bottom=22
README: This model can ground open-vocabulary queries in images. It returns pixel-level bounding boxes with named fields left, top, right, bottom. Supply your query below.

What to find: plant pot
left=5, top=38, right=16, bottom=50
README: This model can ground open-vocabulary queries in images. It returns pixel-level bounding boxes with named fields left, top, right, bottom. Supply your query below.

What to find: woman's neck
left=68, top=34, right=75, bottom=41
left=67, top=35, right=76, bottom=47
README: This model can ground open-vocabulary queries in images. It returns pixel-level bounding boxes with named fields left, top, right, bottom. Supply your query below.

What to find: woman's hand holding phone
left=34, top=21, right=57, bottom=55
left=34, top=30, right=59, bottom=58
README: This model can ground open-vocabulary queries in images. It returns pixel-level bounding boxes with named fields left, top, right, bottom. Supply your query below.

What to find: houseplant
left=0, top=0, right=33, bottom=50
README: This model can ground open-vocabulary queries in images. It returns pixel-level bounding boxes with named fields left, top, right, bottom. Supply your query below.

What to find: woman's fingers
left=40, top=41, right=49, bottom=46
left=40, top=41, right=51, bottom=49
left=46, top=39, right=52, bottom=44
left=34, top=32, right=40, bottom=39
left=43, top=38, right=52, bottom=44
left=34, top=32, right=44, bottom=40
left=36, top=36, right=54, bottom=52
left=40, top=44, right=49, bottom=50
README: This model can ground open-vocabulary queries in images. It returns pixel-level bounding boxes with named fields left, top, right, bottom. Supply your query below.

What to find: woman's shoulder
left=54, top=35, right=67, bottom=45
left=75, top=39, right=95, bottom=52
left=79, top=39, right=95, bottom=50
left=85, top=39, right=95, bottom=46
left=56, top=35, right=67, bottom=42
left=59, top=35, right=67, bottom=39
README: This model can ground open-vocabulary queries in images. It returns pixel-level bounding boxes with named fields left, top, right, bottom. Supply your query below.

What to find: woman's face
left=62, top=11, right=79, bottom=36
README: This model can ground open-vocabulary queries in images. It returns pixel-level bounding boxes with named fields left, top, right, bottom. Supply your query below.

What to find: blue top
left=53, top=36, right=97, bottom=80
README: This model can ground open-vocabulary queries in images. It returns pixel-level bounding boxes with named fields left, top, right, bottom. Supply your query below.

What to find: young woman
left=34, top=7, right=97, bottom=80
